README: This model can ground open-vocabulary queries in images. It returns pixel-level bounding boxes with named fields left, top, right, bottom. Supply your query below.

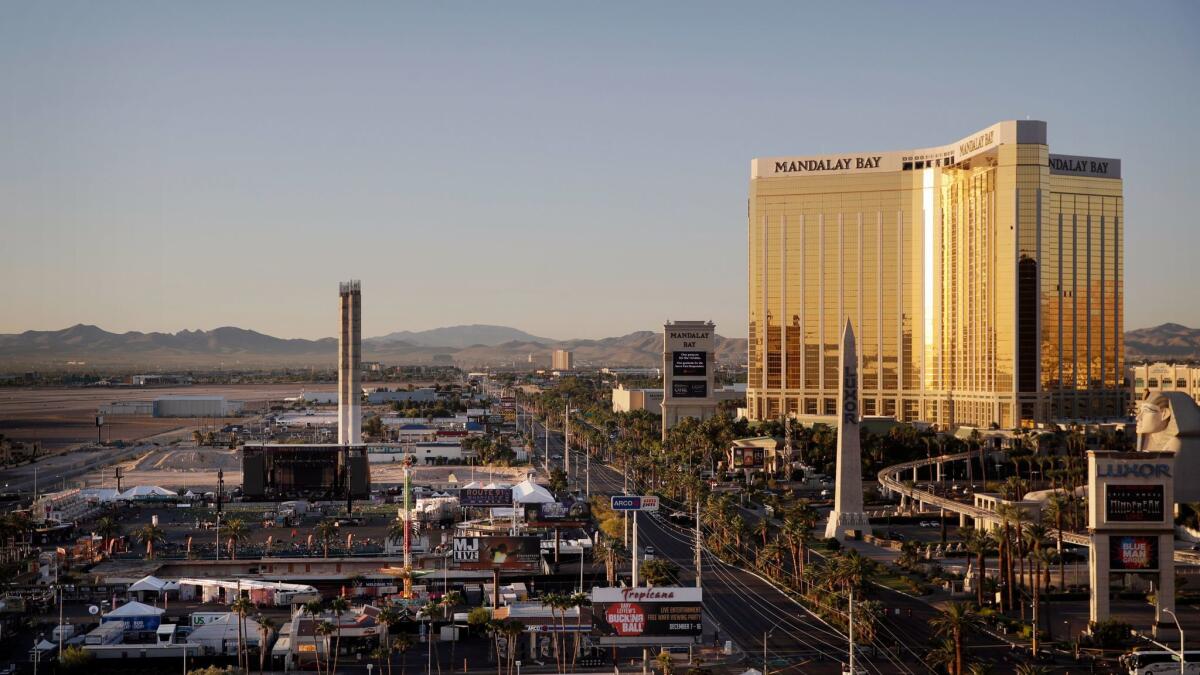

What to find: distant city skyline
left=2, top=2, right=1197, bottom=340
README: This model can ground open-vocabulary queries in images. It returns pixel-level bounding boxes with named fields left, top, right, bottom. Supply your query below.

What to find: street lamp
left=762, top=621, right=781, bottom=675
left=1163, top=608, right=1186, bottom=675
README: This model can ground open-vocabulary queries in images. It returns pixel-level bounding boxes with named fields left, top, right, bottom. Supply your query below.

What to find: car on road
left=643, top=546, right=655, bottom=560
left=551, top=453, right=563, bottom=460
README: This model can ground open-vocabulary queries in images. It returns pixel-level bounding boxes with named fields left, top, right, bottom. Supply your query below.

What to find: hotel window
left=1134, top=378, right=1143, bottom=388
left=1178, top=379, right=1187, bottom=388
left=1149, top=378, right=1159, bottom=388
left=824, top=399, right=836, bottom=415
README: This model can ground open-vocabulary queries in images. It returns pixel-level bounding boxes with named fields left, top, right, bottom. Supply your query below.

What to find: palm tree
left=378, top=605, right=401, bottom=675
left=393, top=632, right=413, bottom=675
left=94, top=516, right=121, bottom=552
left=569, top=591, right=590, bottom=672
left=993, top=504, right=1015, bottom=611
left=927, top=637, right=957, bottom=674
left=654, top=650, right=674, bottom=675
left=256, top=614, right=276, bottom=675
left=930, top=601, right=981, bottom=675
left=315, top=519, right=338, bottom=558
left=1045, top=490, right=1070, bottom=589
left=316, top=620, right=336, bottom=675
left=136, top=523, right=165, bottom=560
left=594, top=538, right=626, bottom=587
left=541, top=592, right=568, bottom=674
left=230, top=595, right=254, bottom=673
left=220, top=517, right=248, bottom=560
left=485, top=619, right=506, bottom=675
left=1014, top=665, right=1050, bottom=675
left=329, top=595, right=350, bottom=675
left=753, top=518, right=771, bottom=547
left=962, top=528, right=993, bottom=607
left=965, top=663, right=995, bottom=675
left=499, top=618, right=524, bottom=675
left=440, top=591, right=463, bottom=673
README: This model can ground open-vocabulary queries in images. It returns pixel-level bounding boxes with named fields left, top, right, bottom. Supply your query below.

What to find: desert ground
left=80, top=445, right=530, bottom=491
left=0, top=384, right=331, bottom=452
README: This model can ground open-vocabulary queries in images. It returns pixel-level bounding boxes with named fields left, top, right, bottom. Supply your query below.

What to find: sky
left=1, top=2, right=1197, bottom=340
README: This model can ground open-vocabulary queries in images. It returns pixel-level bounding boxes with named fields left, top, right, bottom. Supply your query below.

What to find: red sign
left=605, top=602, right=646, bottom=637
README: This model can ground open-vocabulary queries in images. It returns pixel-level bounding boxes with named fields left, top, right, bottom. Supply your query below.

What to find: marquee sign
left=1104, top=485, right=1165, bottom=523
left=1109, top=536, right=1159, bottom=571
left=591, top=587, right=702, bottom=642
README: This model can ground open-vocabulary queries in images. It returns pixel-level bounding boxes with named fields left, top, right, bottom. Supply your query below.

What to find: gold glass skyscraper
left=747, top=121, right=1123, bottom=428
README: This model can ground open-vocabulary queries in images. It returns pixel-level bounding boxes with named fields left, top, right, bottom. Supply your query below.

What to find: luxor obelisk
left=825, top=318, right=872, bottom=540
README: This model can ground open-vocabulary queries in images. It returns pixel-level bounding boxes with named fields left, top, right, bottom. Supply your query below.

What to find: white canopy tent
left=511, top=479, right=554, bottom=504
left=187, top=614, right=269, bottom=655
left=128, top=575, right=180, bottom=595
left=118, top=485, right=178, bottom=500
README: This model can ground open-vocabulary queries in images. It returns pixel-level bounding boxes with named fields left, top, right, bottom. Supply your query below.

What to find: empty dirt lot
left=0, top=384, right=329, bottom=452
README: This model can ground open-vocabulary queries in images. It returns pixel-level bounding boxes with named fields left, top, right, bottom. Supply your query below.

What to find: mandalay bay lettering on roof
left=774, top=156, right=882, bottom=173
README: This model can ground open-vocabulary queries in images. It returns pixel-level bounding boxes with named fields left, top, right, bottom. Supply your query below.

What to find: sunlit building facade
left=747, top=121, right=1123, bottom=428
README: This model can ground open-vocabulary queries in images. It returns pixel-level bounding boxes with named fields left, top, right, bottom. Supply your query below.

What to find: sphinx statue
left=1136, top=391, right=1200, bottom=501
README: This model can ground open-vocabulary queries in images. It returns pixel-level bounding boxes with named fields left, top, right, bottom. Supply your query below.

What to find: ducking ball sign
left=605, top=602, right=646, bottom=636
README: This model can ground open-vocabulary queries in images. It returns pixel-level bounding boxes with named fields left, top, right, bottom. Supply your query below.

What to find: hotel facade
left=747, top=121, right=1123, bottom=429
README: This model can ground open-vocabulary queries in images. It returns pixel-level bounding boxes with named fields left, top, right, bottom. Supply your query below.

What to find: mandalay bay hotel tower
left=747, top=121, right=1123, bottom=429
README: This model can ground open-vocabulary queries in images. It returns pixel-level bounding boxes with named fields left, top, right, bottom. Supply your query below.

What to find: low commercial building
left=727, top=437, right=790, bottom=476
left=367, top=388, right=439, bottom=404
left=602, top=366, right=662, bottom=378
left=32, top=488, right=100, bottom=524
left=1129, top=362, right=1200, bottom=406
left=153, top=396, right=242, bottom=417
left=611, top=385, right=665, bottom=415
left=612, top=384, right=745, bottom=415
left=367, top=442, right=466, bottom=465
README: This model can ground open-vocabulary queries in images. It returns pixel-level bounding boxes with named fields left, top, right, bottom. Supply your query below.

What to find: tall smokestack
left=338, top=280, right=362, bottom=445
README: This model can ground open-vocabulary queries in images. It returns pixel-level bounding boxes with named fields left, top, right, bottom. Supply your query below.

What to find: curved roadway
left=876, top=451, right=1200, bottom=564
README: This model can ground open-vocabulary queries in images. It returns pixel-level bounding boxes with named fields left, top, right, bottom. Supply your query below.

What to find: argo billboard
left=591, top=587, right=702, bottom=644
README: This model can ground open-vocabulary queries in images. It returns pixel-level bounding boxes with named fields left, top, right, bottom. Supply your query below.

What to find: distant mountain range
left=1125, top=323, right=1200, bottom=361
left=0, top=324, right=746, bottom=370
left=366, top=325, right=552, bottom=349
left=2, top=322, right=1194, bottom=370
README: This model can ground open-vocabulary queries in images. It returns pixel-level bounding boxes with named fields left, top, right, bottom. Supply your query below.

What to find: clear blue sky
left=2, top=1, right=1196, bottom=340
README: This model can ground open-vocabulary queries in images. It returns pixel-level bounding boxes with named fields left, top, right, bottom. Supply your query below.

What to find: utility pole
left=585, top=439, right=591, bottom=497
left=763, top=630, right=769, bottom=675
left=1032, top=584, right=1039, bottom=656
left=694, top=497, right=702, bottom=588
left=564, top=399, right=570, bottom=488
left=623, top=472, right=630, bottom=548
left=57, top=585, right=64, bottom=657
left=848, top=588, right=856, bottom=675
left=631, top=511, right=639, bottom=587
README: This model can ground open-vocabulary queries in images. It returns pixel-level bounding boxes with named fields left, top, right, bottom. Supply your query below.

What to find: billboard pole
left=564, top=399, right=571, bottom=490
left=631, top=511, right=640, bottom=587
left=695, top=497, right=702, bottom=588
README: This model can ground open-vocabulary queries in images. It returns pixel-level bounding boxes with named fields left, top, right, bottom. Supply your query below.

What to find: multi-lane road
left=524, top=412, right=940, bottom=675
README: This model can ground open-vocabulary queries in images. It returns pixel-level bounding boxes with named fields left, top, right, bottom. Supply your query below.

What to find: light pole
left=762, top=621, right=780, bottom=675
left=1163, top=608, right=1186, bottom=675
